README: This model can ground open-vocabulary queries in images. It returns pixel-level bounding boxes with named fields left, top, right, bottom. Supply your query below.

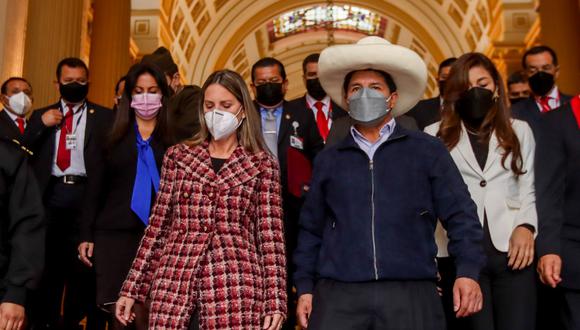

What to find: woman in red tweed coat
left=115, top=70, right=287, bottom=330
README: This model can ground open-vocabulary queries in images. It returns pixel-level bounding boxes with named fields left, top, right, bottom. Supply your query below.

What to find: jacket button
left=480, top=180, right=487, bottom=187
left=202, top=226, right=208, bottom=232
left=183, top=192, right=189, bottom=198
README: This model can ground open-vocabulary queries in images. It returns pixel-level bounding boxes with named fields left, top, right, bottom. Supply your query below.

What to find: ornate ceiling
left=131, top=0, right=539, bottom=99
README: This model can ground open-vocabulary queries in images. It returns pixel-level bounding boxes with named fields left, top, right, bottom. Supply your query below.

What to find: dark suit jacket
left=511, top=94, right=573, bottom=137
left=286, top=95, right=348, bottom=124
left=80, top=124, right=167, bottom=242
left=256, top=100, right=324, bottom=254
left=23, top=101, right=113, bottom=197
left=0, top=110, right=23, bottom=142
left=535, top=98, right=580, bottom=289
left=169, top=85, right=202, bottom=142
left=325, top=114, right=419, bottom=148
left=406, top=97, right=441, bottom=130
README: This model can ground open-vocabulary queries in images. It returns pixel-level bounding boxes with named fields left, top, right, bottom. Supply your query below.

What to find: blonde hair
left=187, top=70, right=267, bottom=153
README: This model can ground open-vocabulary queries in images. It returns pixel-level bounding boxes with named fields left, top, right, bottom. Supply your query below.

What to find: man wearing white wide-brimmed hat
left=292, top=37, right=486, bottom=329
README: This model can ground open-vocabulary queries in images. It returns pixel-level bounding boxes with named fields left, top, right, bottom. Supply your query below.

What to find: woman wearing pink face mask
left=78, top=63, right=175, bottom=329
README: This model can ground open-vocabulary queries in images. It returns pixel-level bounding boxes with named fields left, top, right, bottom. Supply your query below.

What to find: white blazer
left=425, top=119, right=537, bottom=256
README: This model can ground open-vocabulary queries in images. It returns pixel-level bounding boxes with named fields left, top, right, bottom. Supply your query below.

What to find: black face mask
left=455, top=87, right=495, bottom=128
left=256, top=83, right=284, bottom=107
left=60, top=82, right=89, bottom=103
left=509, top=97, right=528, bottom=105
left=306, top=78, right=327, bottom=100
left=438, top=80, right=447, bottom=97
left=528, top=71, right=555, bottom=97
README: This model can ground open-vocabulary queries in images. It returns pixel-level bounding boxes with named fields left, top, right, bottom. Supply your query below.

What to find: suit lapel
left=278, top=103, right=291, bottom=145
left=483, top=131, right=500, bottom=174
left=0, top=110, right=20, bottom=137
left=456, top=124, right=484, bottom=177
left=217, top=146, right=262, bottom=190
left=84, top=102, right=95, bottom=148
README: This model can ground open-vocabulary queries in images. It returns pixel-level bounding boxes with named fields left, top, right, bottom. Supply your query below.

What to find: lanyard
left=59, top=102, right=86, bottom=135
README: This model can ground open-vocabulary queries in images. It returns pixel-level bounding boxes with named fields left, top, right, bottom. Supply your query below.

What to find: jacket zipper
left=370, top=159, right=379, bottom=280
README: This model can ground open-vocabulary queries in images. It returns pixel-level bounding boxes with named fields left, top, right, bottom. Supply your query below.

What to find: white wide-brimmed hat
left=318, top=36, right=428, bottom=117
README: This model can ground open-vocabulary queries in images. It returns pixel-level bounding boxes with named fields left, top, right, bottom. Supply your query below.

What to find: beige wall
left=0, top=0, right=29, bottom=81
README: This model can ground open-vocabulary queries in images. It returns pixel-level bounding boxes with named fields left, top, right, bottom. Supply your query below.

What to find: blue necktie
left=131, top=127, right=160, bottom=225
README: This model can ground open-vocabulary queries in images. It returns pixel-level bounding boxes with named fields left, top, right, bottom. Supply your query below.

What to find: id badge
left=65, top=134, right=77, bottom=150
left=290, top=135, right=304, bottom=150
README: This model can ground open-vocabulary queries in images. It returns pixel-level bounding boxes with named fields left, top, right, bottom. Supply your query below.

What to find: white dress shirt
left=3, top=108, right=27, bottom=130
left=535, top=86, right=562, bottom=112
left=306, top=94, right=333, bottom=130
left=51, top=100, right=87, bottom=176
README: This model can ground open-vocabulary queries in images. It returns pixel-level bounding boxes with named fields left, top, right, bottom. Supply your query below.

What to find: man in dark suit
left=0, top=136, right=45, bottom=330
left=286, top=53, right=348, bottom=142
left=536, top=95, right=580, bottom=330
left=141, top=47, right=201, bottom=142
left=511, top=45, right=573, bottom=136
left=24, top=57, right=113, bottom=330
left=250, top=57, right=324, bottom=330
left=0, top=77, right=34, bottom=142
left=406, top=57, right=456, bottom=130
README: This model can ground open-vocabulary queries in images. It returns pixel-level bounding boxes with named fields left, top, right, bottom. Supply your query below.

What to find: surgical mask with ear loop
left=7, top=92, right=32, bottom=116
left=204, top=106, right=244, bottom=141
left=348, top=87, right=393, bottom=127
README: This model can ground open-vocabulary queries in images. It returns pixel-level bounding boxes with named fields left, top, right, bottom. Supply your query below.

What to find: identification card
left=65, top=134, right=77, bottom=150
left=290, top=135, right=304, bottom=150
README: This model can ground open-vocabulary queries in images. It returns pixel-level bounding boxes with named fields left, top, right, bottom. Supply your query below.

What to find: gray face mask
left=348, top=87, right=392, bottom=127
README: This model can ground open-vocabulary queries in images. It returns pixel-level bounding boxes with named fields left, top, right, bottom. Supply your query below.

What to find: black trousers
left=308, top=279, right=446, bottom=330
left=29, top=180, right=105, bottom=330
left=437, top=257, right=469, bottom=330
left=563, top=289, right=580, bottom=330
left=465, top=221, right=536, bottom=330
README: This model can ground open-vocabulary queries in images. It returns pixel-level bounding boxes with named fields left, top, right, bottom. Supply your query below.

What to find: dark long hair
left=108, top=63, right=174, bottom=147
left=437, top=53, right=525, bottom=176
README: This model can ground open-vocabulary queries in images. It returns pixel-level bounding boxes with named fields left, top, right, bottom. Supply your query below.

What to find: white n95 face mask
left=8, top=92, right=32, bottom=116
left=204, top=107, right=244, bottom=141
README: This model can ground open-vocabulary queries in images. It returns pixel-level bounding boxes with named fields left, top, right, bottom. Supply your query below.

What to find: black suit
left=286, top=95, right=348, bottom=133
left=0, top=110, right=24, bottom=142
left=24, top=100, right=112, bottom=330
left=257, top=100, right=324, bottom=330
left=325, top=114, right=419, bottom=148
left=406, top=96, right=441, bottom=130
left=535, top=98, right=580, bottom=329
left=81, top=124, right=167, bottom=307
left=511, top=94, right=573, bottom=137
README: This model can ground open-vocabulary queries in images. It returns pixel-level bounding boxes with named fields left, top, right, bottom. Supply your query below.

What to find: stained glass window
left=268, top=5, right=387, bottom=42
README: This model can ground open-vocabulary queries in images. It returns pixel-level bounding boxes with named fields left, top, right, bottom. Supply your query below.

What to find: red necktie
left=539, top=96, right=552, bottom=113
left=315, top=102, right=329, bottom=141
left=56, top=104, right=74, bottom=171
left=16, top=118, right=25, bottom=134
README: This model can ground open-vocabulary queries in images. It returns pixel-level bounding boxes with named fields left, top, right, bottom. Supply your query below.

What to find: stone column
left=87, top=0, right=131, bottom=108
left=538, top=0, right=580, bottom=95
left=23, top=0, right=85, bottom=107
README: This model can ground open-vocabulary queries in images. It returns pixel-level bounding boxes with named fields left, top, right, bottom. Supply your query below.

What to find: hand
left=453, top=277, right=483, bottom=318
left=537, top=254, right=562, bottom=288
left=508, top=225, right=535, bottom=270
left=262, top=313, right=284, bottom=330
left=41, top=109, right=63, bottom=127
left=296, top=294, right=313, bottom=329
left=0, top=302, right=25, bottom=330
left=115, top=297, right=136, bottom=326
left=77, top=242, right=94, bottom=267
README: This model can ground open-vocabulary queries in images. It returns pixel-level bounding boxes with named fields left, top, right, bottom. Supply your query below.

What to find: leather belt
left=54, top=175, right=87, bottom=185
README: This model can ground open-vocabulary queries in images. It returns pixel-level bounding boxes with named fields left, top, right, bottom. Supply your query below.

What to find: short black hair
left=522, top=45, right=558, bottom=69
left=251, top=57, right=286, bottom=83
left=56, top=57, right=89, bottom=81
left=1, top=77, right=32, bottom=95
left=507, top=71, right=528, bottom=86
left=342, top=69, right=397, bottom=94
left=115, top=75, right=127, bottom=95
left=438, top=57, right=457, bottom=74
left=302, top=53, right=320, bottom=74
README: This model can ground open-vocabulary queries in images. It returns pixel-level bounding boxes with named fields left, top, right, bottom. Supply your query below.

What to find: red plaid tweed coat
left=119, top=142, right=287, bottom=329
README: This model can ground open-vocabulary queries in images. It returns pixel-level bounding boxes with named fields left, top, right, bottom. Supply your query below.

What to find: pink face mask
left=131, top=93, right=162, bottom=120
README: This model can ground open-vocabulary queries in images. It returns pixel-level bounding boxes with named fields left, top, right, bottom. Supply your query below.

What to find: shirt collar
left=260, top=104, right=283, bottom=115
left=60, top=99, right=84, bottom=114
left=306, top=94, right=331, bottom=109
left=536, top=85, right=560, bottom=100
left=3, top=108, right=23, bottom=122
left=350, top=118, right=396, bottom=144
